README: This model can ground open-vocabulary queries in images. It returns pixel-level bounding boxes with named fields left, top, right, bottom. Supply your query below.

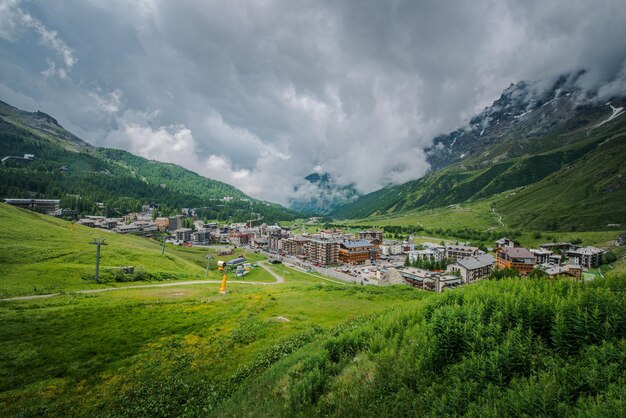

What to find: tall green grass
left=217, top=275, right=626, bottom=417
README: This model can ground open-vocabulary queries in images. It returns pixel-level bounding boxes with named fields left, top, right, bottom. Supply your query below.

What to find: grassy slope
left=0, top=277, right=427, bottom=416
left=497, top=126, right=626, bottom=230
left=333, top=112, right=626, bottom=231
left=0, top=203, right=274, bottom=298
left=216, top=276, right=626, bottom=417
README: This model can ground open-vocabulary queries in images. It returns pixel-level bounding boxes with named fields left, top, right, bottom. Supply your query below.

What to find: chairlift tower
left=89, top=239, right=107, bottom=283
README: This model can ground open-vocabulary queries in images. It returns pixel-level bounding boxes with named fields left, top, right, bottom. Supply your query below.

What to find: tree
left=404, top=255, right=410, bottom=267
left=603, top=251, right=617, bottom=264
left=528, top=267, right=547, bottom=279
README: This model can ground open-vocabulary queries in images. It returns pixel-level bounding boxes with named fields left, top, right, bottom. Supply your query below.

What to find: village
left=3, top=197, right=615, bottom=291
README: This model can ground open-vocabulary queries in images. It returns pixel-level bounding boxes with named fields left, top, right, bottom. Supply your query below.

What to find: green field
left=0, top=203, right=279, bottom=298
left=1, top=202, right=625, bottom=417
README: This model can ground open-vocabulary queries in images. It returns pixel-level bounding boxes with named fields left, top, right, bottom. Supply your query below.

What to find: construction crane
left=217, top=260, right=228, bottom=294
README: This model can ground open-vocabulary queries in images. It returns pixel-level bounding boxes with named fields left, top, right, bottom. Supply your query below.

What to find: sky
left=1, top=0, right=626, bottom=205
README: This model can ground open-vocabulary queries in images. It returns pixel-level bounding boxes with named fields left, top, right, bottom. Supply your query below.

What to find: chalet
left=495, top=247, right=535, bottom=275
left=339, top=240, right=379, bottom=264
left=567, top=246, right=604, bottom=269
left=446, top=245, right=480, bottom=260
left=446, top=254, right=495, bottom=284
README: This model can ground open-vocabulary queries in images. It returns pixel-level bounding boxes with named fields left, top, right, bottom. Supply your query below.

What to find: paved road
left=0, top=262, right=286, bottom=302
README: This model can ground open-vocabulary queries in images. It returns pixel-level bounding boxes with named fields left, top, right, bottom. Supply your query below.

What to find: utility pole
left=89, top=239, right=107, bottom=283
left=205, top=253, right=211, bottom=277
left=161, top=236, right=166, bottom=255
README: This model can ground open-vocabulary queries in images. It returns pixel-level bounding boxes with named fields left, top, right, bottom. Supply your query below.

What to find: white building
left=567, top=246, right=604, bottom=269
left=380, top=240, right=403, bottom=256
left=409, top=248, right=445, bottom=263
left=446, top=254, right=495, bottom=284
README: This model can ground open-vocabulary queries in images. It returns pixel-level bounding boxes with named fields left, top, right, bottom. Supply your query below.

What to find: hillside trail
left=0, top=262, right=285, bottom=302
left=491, top=205, right=505, bottom=227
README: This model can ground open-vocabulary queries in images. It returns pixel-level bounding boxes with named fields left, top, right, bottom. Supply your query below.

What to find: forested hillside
left=0, top=100, right=300, bottom=222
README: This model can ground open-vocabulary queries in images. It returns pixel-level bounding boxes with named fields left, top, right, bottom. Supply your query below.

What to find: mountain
left=0, top=100, right=300, bottom=222
left=333, top=74, right=626, bottom=230
left=289, top=172, right=360, bottom=215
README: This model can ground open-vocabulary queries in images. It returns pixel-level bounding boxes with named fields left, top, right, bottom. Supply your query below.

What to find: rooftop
left=455, top=254, right=495, bottom=270
left=499, top=247, right=534, bottom=259
left=341, top=240, right=375, bottom=249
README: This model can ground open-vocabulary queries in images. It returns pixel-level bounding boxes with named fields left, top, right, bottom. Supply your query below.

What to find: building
left=380, top=240, right=403, bottom=256
left=540, top=242, right=577, bottom=253
left=268, top=235, right=284, bottom=253
left=282, top=238, right=310, bottom=257
left=168, top=215, right=184, bottom=231
left=446, top=245, right=480, bottom=260
left=114, top=223, right=143, bottom=234
left=401, top=240, right=416, bottom=253
left=3, top=198, right=60, bottom=214
left=567, top=246, right=604, bottom=269
left=409, top=248, right=445, bottom=264
left=357, top=230, right=383, bottom=241
left=229, top=232, right=250, bottom=246
left=191, top=229, right=212, bottom=244
left=308, top=239, right=340, bottom=265
left=154, top=217, right=169, bottom=231
left=495, top=237, right=520, bottom=249
left=447, top=254, right=495, bottom=284
left=400, top=268, right=461, bottom=292
left=339, top=240, right=379, bottom=264
left=173, top=228, right=192, bottom=242
left=77, top=218, right=97, bottom=228
left=530, top=248, right=552, bottom=265
left=100, top=218, right=119, bottom=229
left=495, top=247, right=535, bottom=275
left=540, top=263, right=583, bottom=279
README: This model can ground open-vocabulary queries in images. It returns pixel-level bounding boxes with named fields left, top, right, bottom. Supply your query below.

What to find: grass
left=0, top=280, right=427, bottom=416
left=0, top=203, right=272, bottom=298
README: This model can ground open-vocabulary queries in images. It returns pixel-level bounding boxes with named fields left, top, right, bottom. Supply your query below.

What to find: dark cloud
left=1, top=0, right=625, bottom=203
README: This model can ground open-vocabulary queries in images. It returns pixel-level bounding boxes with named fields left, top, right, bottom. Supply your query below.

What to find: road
left=0, top=261, right=286, bottom=302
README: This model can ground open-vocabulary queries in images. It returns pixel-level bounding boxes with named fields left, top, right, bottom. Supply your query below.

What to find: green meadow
left=1, top=203, right=625, bottom=417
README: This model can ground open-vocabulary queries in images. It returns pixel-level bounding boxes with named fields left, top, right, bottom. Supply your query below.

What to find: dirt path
left=258, top=262, right=285, bottom=283
left=491, top=206, right=504, bottom=227
left=0, top=262, right=287, bottom=302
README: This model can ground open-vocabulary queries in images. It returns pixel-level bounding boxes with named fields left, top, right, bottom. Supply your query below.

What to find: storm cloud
left=1, top=0, right=625, bottom=204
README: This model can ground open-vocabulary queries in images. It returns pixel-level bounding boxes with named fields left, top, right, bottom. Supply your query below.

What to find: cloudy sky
left=1, top=0, right=625, bottom=204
